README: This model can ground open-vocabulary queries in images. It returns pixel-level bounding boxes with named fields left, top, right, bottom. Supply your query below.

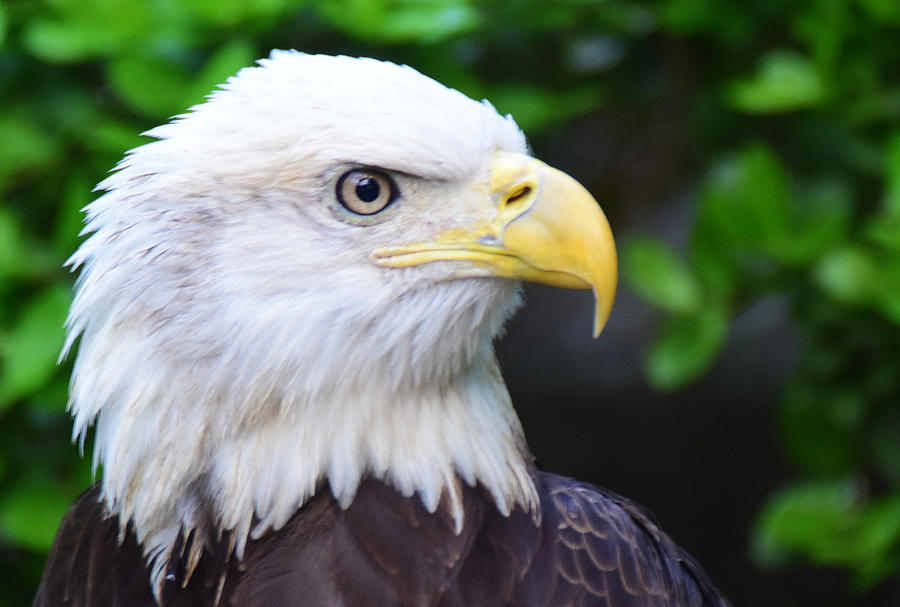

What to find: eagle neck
left=78, top=275, right=537, bottom=597
left=208, top=350, right=539, bottom=546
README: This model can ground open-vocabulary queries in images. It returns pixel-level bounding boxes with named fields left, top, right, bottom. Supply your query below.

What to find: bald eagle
left=35, top=52, right=729, bottom=607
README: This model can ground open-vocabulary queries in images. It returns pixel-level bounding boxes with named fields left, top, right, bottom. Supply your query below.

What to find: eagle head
left=63, top=51, right=617, bottom=588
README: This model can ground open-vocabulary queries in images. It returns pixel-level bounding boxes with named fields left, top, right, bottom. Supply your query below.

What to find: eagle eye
left=337, top=169, right=397, bottom=215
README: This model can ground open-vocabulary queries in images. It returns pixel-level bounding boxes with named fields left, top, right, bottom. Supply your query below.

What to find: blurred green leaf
left=487, top=84, right=603, bottom=133
left=780, top=385, right=860, bottom=475
left=786, top=179, right=851, bottom=263
left=655, top=0, right=748, bottom=42
left=54, top=174, right=93, bottom=256
left=29, top=371, right=72, bottom=414
left=699, top=143, right=792, bottom=261
left=181, top=0, right=301, bottom=27
left=0, top=207, right=28, bottom=281
left=23, top=1, right=152, bottom=63
left=754, top=481, right=900, bottom=589
left=854, top=542, right=900, bottom=591
left=792, top=0, right=845, bottom=75
left=688, top=227, right=737, bottom=303
left=0, top=472, right=72, bottom=552
left=184, top=39, right=258, bottom=108
left=815, top=246, right=877, bottom=305
left=873, top=278, right=900, bottom=324
left=108, top=54, right=193, bottom=119
left=622, top=236, right=701, bottom=313
left=728, top=50, right=827, bottom=114
left=851, top=494, right=900, bottom=588
left=655, top=0, right=717, bottom=33
left=85, top=119, right=147, bottom=156
left=865, top=214, right=900, bottom=252
left=0, top=112, right=59, bottom=192
left=752, top=479, right=860, bottom=567
left=884, top=130, right=900, bottom=215
left=39, top=87, right=102, bottom=142
left=0, top=286, right=71, bottom=408
left=0, top=2, right=7, bottom=49
left=856, top=495, right=900, bottom=559
left=655, top=0, right=751, bottom=43
left=645, top=306, right=728, bottom=390
left=815, top=245, right=900, bottom=322
left=857, top=0, right=900, bottom=24
left=316, top=0, right=481, bottom=43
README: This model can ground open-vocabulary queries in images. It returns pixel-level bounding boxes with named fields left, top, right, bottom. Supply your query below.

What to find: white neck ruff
left=69, top=276, right=537, bottom=594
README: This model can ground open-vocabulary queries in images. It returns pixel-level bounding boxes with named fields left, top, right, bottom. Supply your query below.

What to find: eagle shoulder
left=34, top=477, right=730, bottom=607
left=533, top=472, right=731, bottom=607
left=34, top=485, right=226, bottom=607
left=34, top=485, right=153, bottom=607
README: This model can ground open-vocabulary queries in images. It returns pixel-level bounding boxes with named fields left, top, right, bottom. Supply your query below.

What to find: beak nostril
left=504, top=185, right=533, bottom=207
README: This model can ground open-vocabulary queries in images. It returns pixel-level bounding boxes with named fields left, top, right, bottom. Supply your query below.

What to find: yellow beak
left=372, top=152, right=617, bottom=337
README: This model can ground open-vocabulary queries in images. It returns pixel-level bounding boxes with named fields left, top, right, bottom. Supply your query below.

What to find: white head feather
left=65, top=51, right=537, bottom=591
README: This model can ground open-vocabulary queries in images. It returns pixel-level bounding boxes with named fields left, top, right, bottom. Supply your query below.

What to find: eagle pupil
left=356, top=178, right=380, bottom=203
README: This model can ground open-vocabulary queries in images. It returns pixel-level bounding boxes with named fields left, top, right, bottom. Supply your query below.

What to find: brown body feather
left=34, top=472, right=729, bottom=607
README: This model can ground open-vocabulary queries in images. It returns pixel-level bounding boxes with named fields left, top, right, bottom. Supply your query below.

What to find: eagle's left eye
left=337, top=169, right=397, bottom=215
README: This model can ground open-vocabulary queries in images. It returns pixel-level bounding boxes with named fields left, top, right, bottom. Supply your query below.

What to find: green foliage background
left=0, top=0, right=898, bottom=604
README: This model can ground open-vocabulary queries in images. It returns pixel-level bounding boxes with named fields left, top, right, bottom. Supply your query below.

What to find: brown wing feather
left=227, top=478, right=486, bottom=607
left=34, top=486, right=232, bottom=607
left=534, top=472, right=731, bottom=607
left=35, top=477, right=729, bottom=607
left=34, top=486, right=157, bottom=607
